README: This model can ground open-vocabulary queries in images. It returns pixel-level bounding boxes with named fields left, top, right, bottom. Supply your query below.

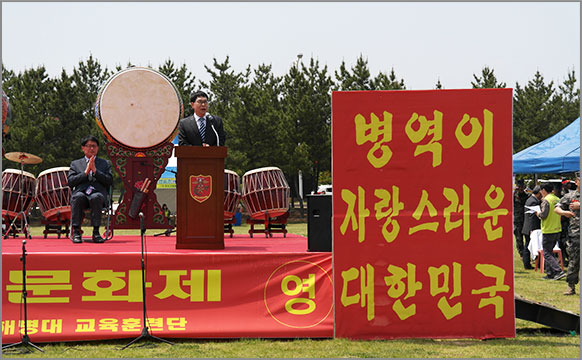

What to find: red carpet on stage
left=2, top=233, right=311, bottom=254
left=2, top=233, right=334, bottom=342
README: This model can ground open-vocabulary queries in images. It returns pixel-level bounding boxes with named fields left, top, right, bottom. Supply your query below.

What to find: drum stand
left=121, top=213, right=173, bottom=350
left=2, top=240, right=44, bottom=353
left=3, top=160, right=32, bottom=240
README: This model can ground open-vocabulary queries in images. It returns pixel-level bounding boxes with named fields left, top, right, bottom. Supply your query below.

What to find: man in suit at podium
left=178, top=90, right=226, bottom=147
left=68, top=135, right=113, bottom=244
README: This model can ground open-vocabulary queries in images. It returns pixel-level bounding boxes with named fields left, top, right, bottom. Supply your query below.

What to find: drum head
left=38, top=166, right=70, bottom=178
left=97, top=67, right=182, bottom=149
left=2, top=168, right=36, bottom=179
left=242, top=166, right=281, bottom=177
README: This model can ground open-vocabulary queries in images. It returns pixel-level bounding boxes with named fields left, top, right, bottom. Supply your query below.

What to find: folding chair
left=69, top=185, right=114, bottom=241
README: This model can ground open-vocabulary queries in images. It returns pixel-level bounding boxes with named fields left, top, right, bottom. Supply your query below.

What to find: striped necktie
left=199, top=117, right=206, bottom=142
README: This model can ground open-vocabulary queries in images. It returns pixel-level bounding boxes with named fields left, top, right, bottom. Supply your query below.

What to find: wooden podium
left=175, top=146, right=227, bottom=249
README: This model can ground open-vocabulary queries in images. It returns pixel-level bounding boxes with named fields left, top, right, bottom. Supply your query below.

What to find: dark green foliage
left=158, top=59, right=197, bottom=118
left=281, top=57, right=333, bottom=195
left=2, top=56, right=576, bottom=189
left=471, top=66, right=507, bottom=89
left=334, top=54, right=406, bottom=91
left=512, top=70, right=579, bottom=153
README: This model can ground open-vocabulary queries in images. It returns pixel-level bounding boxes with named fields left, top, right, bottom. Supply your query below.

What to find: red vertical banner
left=332, top=89, right=514, bottom=339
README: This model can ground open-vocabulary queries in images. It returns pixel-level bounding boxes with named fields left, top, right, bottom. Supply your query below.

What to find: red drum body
left=35, top=167, right=72, bottom=221
left=242, top=167, right=290, bottom=219
left=224, top=169, right=241, bottom=219
left=2, top=169, right=36, bottom=219
left=95, top=67, right=183, bottom=150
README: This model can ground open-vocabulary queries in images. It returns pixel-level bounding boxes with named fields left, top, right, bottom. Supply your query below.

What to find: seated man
left=67, top=135, right=113, bottom=243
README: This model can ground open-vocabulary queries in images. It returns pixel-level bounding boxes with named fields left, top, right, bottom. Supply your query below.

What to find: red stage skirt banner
left=332, top=89, right=514, bottom=339
left=2, top=252, right=333, bottom=342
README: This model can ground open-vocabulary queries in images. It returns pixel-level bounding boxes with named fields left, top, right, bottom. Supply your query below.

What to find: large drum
left=224, top=169, right=241, bottom=219
left=35, top=167, right=72, bottom=221
left=95, top=67, right=183, bottom=149
left=2, top=169, right=36, bottom=219
left=242, top=167, right=290, bottom=219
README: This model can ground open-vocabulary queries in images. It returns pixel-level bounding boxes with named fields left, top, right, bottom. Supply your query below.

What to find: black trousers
left=514, top=221, right=525, bottom=255
left=71, top=191, right=105, bottom=228
left=542, top=232, right=562, bottom=277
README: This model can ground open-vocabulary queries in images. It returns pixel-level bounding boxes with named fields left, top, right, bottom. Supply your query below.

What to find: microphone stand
left=2, top=240, right=43, bottom=353
left=121, top=213, right=173, bottom=349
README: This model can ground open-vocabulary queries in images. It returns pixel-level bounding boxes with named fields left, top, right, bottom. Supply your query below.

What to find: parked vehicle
left=315, top=184, right=332, bottom=195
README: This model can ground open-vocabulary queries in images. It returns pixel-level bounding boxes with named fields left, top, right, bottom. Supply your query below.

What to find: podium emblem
left=190, top=175, right=212, bottom=203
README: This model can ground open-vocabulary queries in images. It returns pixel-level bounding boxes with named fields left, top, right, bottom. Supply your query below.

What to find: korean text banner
left=2, top=253, right=333, bottom=342
left=332, top=89, right=514, bottom=339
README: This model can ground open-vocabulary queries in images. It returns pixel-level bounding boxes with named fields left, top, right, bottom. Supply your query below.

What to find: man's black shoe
left=72, top=234, right=82, bottom=244
left=92, top=234, right=105, bottom=243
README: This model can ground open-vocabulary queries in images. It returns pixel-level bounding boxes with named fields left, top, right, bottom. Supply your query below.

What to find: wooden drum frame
left=224, top=169, right=241, bottom=219
left=2, top=168, right=36, bottom=219
left=35, top=167, right=72, bottom=221
left=241, top=167, right=290, bottom=220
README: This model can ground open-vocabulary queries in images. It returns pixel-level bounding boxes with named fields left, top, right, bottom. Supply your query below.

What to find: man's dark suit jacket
left=67, top=157, right=113, bottom=201
left=522, top=194, right=541, bottom=234
left=178, top=114, right=226, bottom=146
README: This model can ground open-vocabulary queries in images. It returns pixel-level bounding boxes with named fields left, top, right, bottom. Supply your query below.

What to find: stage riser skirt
left=2, top=252, right=333, bottom=342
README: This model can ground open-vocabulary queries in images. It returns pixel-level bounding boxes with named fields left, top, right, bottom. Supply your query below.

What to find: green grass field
left=2, top=224, right=580, bottom=358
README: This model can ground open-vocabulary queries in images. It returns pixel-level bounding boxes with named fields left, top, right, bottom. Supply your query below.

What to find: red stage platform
left=2, top=233, right=312, bottom=255
left=2, top=233, right=333, bottom=342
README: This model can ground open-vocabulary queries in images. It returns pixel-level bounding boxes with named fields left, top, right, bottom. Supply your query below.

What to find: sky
left=1, top=2, right=580, bottom=90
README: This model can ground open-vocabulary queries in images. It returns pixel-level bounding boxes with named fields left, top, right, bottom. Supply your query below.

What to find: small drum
left=224, top=169, right=241, bottom=219
left=2, top=169, right=36, bottom=219
left=242, top=167, right=290, bottom=219
left=95, top=67, right=184, bottom=149
left=35, top=167, right=72, bottom=221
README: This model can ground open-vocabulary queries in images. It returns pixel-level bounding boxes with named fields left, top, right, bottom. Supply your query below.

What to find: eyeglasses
left=83, top=144, right=98, bottom=149
left=194, top=100, right=209, bottom=105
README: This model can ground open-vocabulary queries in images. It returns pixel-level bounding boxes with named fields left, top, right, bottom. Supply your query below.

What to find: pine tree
left=471, top=66, right=506, bottom=88
left=555, top=70, right=581, bottom=130
left=281, top=57, right=332, bottom=195
left=334, top=55, right=372, bottom=91
left=201, top=56, right=250, bottom=123
left=512, top=71, right=557, bottom=153
left=158, top=59, right=196, bottom=118
left=226, top=63, right=284, bottom=175
left=372, top=68, right=406, bottom=90
left=2, top=66, right=58, bottom=175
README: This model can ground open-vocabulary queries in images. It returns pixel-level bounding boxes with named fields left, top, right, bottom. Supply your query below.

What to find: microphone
left=139, top=212, right=145, bottom=234
left=207, top=116, right=220, bottom=146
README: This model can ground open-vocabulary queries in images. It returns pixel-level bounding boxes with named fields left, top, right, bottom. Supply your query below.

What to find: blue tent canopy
left=513, top=117, right=580, bottom=174
left=157, top=135, right=178, bottom=188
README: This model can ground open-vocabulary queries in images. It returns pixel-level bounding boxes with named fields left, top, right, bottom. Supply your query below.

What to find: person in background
left=554, top=172, right=580, bottom=295
left=536, top=182, right=566, bottom=280
left=558, top=180, right=572, bottom=266
left=178, top=90, right=226, bottom=147
left=162, top=203, right=175, bottom=236
left=68, top=135, right=113, bottom=244
left=162, top=203, right=171, bottom=222
left=521, top=185, right=542, bottom=270
left=513, top=179, right=528, bottom=259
